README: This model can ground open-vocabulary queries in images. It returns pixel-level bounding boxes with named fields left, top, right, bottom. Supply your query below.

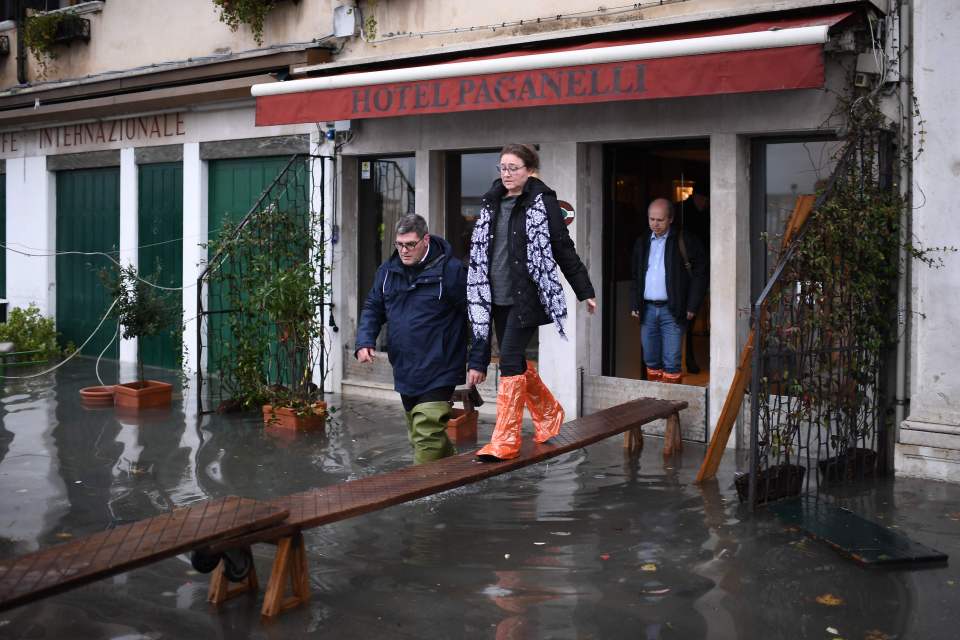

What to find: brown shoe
left=662, top=371, right=683, bottom=384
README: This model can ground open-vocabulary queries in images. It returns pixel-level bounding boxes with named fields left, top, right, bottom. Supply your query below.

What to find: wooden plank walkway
left=0, top=397, right=686, bottom=619
left=264, top=397, right=686, bottom=534
left=0, top=496, right=288, bottom=613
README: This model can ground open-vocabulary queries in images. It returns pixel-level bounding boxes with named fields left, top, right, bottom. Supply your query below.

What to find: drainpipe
left=894, top=0, right=912, bottom=437
left=15, top=0, right=27, bottom=85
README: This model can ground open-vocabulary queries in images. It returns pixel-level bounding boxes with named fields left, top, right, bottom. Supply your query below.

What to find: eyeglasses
left=395, top=237, right=425, bottom=252
left=496, top=164, right=526, bottom=174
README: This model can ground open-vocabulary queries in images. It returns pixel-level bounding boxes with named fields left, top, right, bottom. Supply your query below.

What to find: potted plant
left=818, top=419, right=879, bottom=486
left=212, top=0, right=296, bottom=45
left=22, top=11, right=90, bottom=75
left=101, top=264, right=178, bottom=410
left=252, top=255, right=327, bottom=430
left=735, top=432, right=806, bottom=504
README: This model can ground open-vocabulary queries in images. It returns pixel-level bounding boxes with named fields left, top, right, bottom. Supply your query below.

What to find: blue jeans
left=641, top=304, right=684, bottom=374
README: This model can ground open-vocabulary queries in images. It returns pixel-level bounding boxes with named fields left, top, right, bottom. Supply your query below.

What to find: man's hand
left=357, top=347, right=376, bottom=363
left=585, top=298, right=597, bottom=314
left=630, top=310, right=639, bottom=319
left=467, top=369, right=487, bottom=386
left=686, top=311, right=696, bottom=321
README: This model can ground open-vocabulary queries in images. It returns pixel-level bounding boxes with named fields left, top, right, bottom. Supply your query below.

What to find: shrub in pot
left=0, top=303, right=61, bottom=362
left=735, top=432, right=806, bottom=504
left=251, top=254, right=327, bottom=430
left=101, top=264, right=178, bottom=410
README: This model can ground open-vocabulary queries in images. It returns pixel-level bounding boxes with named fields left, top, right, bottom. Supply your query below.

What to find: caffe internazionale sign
left=0, top=112, right=186, bottom=157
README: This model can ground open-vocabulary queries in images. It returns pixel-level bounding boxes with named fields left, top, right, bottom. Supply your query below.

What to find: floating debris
left=816, top=593, right=844, bottom=606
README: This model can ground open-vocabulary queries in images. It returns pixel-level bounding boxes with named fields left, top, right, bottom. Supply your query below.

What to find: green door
left=206, top=156, right=304, bottom=374
left=56, top=168, right=121, bottom=358
left=139, top=162, right=183, bottom=369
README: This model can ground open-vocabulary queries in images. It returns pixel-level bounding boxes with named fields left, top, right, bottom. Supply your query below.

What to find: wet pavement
left=1, top=360, right=959, bottom=639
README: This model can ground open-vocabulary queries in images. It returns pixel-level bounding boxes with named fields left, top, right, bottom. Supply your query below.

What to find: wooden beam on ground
left=695, top=195, right=815, bottom=483
left=695, top=331, right=754, bottom=483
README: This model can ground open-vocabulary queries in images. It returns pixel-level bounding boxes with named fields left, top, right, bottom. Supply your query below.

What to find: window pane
left=446, top=151, right=500, bottom=260
left=445, top=150, right=540, bottom=364
left=357, top=156, right=415, bottom=351
left=763, top=140, right=842, bottom=277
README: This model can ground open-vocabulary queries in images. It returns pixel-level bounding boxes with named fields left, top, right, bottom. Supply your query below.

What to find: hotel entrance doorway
left=602, top=140, right=711, bottom=385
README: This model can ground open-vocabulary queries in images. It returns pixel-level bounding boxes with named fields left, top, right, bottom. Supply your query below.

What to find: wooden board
left=0, top=397, right=685, bottom=616
left=264, top=398, right=686, bottom=532
left=769, top=496, right=948, bottom=567
left=0, top=496, right=288, bottom=612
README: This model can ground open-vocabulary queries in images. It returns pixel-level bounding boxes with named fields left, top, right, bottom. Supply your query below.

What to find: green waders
left=407, top=401, right=457, bottom=464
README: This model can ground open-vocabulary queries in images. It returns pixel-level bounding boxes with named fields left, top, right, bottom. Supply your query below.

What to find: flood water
left=1, top=360, right=958, bottom=639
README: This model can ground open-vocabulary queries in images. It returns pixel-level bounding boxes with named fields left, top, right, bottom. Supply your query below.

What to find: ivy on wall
left=212, top=0, right=287, bottom=46
left=22, top=11, right=88, bottom=75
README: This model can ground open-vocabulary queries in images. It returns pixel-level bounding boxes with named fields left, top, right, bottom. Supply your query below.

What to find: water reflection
left=0, top=380, right=68, bottom=554
left=0, top=360, right=956, bottom=639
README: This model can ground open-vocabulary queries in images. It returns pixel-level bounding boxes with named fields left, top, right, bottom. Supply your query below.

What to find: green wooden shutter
left=56, top=168, right=121, bottom=358
left=206, top=156, right=303, bottom=374
left=138, top=162, right=183, bottom=369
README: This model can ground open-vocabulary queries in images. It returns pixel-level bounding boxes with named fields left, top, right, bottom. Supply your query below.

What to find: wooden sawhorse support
left=623, top=411, right=683, bottom=457
left=207, top=529, right=310, bottom=619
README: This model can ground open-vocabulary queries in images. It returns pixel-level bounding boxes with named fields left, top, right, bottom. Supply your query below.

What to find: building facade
left=1, top=0, right=956, bottom=480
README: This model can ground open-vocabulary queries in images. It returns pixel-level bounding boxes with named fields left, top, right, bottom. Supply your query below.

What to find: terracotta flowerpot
left=113, top=380, right=173, bottom=410
left=262, top=402, right=326, bottom=431
left=446, top=408, right=478, bottom=444
left=80, top=385, right=114, bottom=407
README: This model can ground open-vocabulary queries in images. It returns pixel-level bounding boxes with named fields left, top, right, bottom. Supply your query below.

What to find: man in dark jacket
left=631, top=198, right=707, bottom=384
left=355, top=214, right=467, bottom=464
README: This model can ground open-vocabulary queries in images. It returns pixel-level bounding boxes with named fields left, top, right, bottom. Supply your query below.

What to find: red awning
left=254, top=11, right=853, bottom=126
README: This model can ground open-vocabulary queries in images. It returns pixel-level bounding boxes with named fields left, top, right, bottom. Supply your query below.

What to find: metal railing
left=747, top=143, right=891, bottom=507
left=195, top=154, right=334, bottom=414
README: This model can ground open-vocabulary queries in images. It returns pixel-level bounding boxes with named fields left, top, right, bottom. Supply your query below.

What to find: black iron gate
left=747, top=136, right=899, bottom=506
left=196, top=154, right=335, bottom=414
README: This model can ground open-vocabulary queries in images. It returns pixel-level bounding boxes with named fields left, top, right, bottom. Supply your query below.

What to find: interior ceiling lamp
left=673, top=179, right=695, bottom=203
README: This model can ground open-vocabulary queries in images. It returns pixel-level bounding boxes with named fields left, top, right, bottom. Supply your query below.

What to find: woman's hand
left=585, top=298, right=597, bottom=315
left=468, top=369, right=487, bottom=386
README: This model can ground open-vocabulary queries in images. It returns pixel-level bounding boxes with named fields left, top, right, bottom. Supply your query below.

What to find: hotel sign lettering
left=0, top=112, right=186, bottom=158
left=38, top=113, right=186, bottom=150
left=255, top=45, right=826, bottom=126
left=351, top=64, right=646, bottom=116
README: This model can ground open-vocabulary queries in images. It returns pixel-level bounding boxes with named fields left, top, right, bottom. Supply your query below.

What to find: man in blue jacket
left=355, top=214, right=468, bottom=464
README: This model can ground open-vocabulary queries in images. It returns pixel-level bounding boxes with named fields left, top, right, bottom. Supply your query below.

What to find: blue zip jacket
left=355, top=235, right=470, bottom=397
